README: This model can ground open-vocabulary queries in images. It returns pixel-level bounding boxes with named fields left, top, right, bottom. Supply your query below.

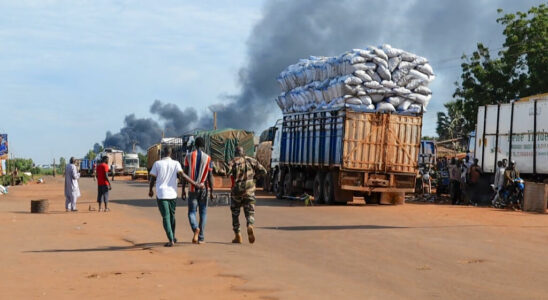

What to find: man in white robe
left=64, top=157, right=81, bottom=212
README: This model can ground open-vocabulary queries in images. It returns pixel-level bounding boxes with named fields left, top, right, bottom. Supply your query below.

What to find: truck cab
left=123, top=153, right=139, bottom=175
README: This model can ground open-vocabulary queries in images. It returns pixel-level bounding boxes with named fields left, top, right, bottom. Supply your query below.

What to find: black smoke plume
left=104, top=0, right=540, bottom=152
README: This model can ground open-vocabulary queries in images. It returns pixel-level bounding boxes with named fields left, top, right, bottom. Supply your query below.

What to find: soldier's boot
left=232, top=232, right=243, bottom=244
left=247, top=225, right=255, bottom=244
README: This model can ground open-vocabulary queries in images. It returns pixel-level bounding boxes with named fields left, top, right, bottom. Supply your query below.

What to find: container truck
left=97, top=148, right=124, bottom=174
left=475, top=97, right=548, bottom=179
left=269, top=107, right=422, bottom=204
left=79, top=159, right=96, bottom=177
left=123, top=153, right=139, bottom=175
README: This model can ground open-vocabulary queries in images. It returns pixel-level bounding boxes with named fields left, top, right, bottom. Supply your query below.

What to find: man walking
left=96, top=156, right=112, bottom=212
left=149, top=146, right=201, bottom=247
left=64, top=157, right=81, bottom=212
left=183, top=137, right=214, bottom=244
left=224, top=146, right=266, bottom=244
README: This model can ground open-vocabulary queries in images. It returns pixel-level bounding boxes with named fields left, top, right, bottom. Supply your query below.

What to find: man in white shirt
left=149, top=146, right=202, bottom=247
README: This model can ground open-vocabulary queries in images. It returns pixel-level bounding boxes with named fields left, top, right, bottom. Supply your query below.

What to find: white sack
left=376, top=102, right=396, bottom=112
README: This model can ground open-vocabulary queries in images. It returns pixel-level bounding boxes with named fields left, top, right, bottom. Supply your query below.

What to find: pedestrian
left=468, top=159, right=483, bottom=205
left=503, top=160, right=520, bottom=188
left=64, top=157, right=81, bottom=212
left=183, top=137, right=214, bottom=244
left=96, top=156, right=112, bottom=212
left=148, top=146, right=202, bottom=247
left=448, top=157, right=461, bottom=205
left=494, top=160, right=506, bottom=191
left=224, top=146, right=267, bottom=244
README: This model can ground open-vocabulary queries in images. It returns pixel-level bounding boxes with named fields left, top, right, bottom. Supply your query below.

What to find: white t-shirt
left=150, top=157, right=183, bottom=199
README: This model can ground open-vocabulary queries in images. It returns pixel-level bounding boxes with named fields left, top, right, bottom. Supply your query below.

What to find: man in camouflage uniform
left=225, top=146, right=267, bottom=244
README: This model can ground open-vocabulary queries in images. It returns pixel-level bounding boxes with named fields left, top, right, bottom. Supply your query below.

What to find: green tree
left=85, top=150, right=96, bottom=160
left=436, top=100, right=468, bottom=141
left=442, top=4, right=547, bottom=135
left=138, top=153, right=147, bottom=168
left=58, top=157, right=66, bottom=174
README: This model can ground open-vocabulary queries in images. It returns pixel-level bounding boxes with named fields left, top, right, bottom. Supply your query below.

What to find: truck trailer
left=270, top=107, right=422, bottom=204
left=475, top=97, right=548, bottom=178
left=97, top=148, right=124, bottom=174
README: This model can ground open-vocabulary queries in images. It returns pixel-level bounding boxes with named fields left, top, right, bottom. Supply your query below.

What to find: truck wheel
left=364, top=193, right=380, bottom=204
left=284, top=170, right=293, bottom=196
left=313, top=172, right=325, bottom=204
left=323, top=172, right=335, bottom=205
left=274, top=170, right=284, bottom=199
left=263, top=173, right=271, bottom=192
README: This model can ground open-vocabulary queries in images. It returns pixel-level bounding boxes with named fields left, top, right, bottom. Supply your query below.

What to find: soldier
left=225, top=146, right=267, bottom=244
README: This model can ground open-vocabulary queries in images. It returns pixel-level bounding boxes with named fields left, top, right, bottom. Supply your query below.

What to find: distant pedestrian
left=494, top=160, right=505, bottom=191
left=183, top=137, right=214, bottom=244
left=224, top=146, right=267, bottom=244
left=111, top=162, right=115, bottom=181
left=448, top=157, right=461, bottom=205
left=96, top=156, right=112, bottom=212
left=64, top=157, right=81, bottom=212
left=149, top=146, right=202, bottom=247
left=468, top=159, right=483, bottom=205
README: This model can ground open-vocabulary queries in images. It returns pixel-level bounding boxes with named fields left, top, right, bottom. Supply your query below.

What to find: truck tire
left=274, top=170, right=284, bottom=199
left=323, top=172, right=335, bottom=205
left=284, top=170, right=294, bottom=196
left=364, top=193, right=380, bottom=204
left=313, top=172, right=325, bottom=204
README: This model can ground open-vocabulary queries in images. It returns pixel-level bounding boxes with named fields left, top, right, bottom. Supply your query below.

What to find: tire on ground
left=313, top=172, right=325, bottom=204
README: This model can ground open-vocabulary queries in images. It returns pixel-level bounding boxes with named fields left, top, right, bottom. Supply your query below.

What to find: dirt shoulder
left=0, top=177, right=269, bottom=300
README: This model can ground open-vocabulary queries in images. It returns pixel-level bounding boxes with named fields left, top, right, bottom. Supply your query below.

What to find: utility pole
left=52, top=158, right=56, bottom=178
left=213, top=111, right=217, bottom=130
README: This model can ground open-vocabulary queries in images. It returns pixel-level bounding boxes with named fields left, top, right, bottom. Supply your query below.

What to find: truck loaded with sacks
left=269, top=45, right=435, bottom=204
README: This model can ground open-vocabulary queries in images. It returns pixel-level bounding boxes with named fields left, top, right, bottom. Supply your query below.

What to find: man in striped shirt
left=183, top=137, right=214, bottom=244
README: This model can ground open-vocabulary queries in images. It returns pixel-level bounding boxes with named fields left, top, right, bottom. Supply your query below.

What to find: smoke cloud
left=103, top=0, right=541, bottom=152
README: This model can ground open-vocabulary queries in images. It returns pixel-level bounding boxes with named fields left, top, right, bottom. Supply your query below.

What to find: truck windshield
left=125, top=159, right=138, bottom=164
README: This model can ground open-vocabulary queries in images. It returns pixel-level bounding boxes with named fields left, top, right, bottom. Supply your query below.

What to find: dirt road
left=1, top=177, right=547, bottom=299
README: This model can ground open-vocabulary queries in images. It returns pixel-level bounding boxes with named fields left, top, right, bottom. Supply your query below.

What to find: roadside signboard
left=0, top=134, right=7, bottom=160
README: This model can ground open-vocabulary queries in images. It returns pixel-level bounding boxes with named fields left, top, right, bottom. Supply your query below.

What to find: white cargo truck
left=475, top=96, right=548, bottom=178
left=123, top=153, right=139, bottom=175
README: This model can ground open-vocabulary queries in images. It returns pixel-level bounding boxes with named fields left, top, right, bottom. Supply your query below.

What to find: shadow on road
left=26, top=242, right=167, bottom=253
left=260, top=225, right=408, bottom=231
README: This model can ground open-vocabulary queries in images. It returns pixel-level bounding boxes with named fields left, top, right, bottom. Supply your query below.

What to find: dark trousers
left=450, top=180, right=461, bottom=205
left=157, top=198, right=177, bottom=242
left=97, top=185, right=109, bottom=203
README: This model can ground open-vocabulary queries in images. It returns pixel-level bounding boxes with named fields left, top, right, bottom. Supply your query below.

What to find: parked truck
left=123, top=153, right=139, bottom=175
left=97, top=148, right=124, bottom=174
left=475, top=96, right=548, bottom=179
left=269, top=107, right=422, bottom=204
left=79, top=159, right=96, bottom=177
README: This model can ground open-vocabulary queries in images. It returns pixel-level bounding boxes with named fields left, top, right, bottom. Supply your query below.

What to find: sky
left=0, top=0, right=543, bottom=164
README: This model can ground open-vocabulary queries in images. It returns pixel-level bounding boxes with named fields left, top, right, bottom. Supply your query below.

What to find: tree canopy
left=437, top=4, right=547, bottom=139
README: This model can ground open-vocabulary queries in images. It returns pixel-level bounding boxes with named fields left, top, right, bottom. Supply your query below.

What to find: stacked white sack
left=275, top=44, right=434, bottom=114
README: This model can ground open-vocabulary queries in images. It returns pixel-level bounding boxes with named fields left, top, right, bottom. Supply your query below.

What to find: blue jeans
left=187, top=191, right=208, bottom=241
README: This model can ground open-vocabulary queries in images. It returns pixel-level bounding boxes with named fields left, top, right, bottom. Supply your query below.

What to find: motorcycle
left=493, top=178, right=524, bottom=210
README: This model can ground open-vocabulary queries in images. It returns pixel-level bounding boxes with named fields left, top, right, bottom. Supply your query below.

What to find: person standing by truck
left=224, top=146, right=267, bottom=244
left=96, top=156, right=112, bottom=212
left=183, top=137, right=214, bottom=244
left=64, top=157, right=81, bottom=212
